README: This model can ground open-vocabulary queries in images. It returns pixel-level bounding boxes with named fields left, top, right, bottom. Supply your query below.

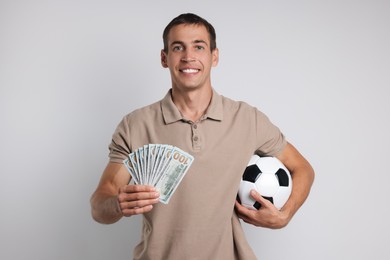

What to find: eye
left=195, top=45, right=205, bottom=50
left=172, top=45, right=183, bottom=52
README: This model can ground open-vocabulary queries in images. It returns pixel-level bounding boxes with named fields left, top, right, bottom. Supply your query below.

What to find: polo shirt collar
left=161, top=88, right=223, bottom=125
left=205, top=88, right=223, bottom=121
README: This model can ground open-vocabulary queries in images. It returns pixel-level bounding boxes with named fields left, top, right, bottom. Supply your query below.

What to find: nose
left=181, top=57, right=195, bottom=62
left=180, top=49, right=196, bottom=62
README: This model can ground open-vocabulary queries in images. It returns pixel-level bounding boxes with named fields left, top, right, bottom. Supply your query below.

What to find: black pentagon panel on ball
left=243, top=165, right=262, bottom=183
left=275, top=168, right=289, bottom=187
left=253, top=201, right=261, bottom=210
left=263, top=196, right=273, bottom=204
left=253, top=196, right=274, bottom=209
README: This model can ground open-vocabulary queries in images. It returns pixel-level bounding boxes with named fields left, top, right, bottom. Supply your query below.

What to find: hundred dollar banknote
left=155, top=146, right=194, bottom=204
left=123, top=144, right=194, bottom=204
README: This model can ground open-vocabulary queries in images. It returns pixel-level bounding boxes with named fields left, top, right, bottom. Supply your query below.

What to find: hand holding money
left=123, top=144, right=194, bottom=204
left=117, top=184, right=160, bottom=216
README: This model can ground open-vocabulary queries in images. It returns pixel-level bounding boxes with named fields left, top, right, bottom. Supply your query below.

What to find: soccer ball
left=238, top=155, right=292, bottom=210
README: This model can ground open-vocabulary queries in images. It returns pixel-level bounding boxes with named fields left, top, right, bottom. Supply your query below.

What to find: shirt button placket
left=192, top=123, right=201, bottom=150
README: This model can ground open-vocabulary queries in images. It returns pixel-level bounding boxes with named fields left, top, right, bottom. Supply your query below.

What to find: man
left=90, top=13, right=314, bottom=259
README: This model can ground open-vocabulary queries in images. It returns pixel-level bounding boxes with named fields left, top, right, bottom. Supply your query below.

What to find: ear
left=161, top=49, right=168, bottom=68
left=212, top=48, right=219, bottom=67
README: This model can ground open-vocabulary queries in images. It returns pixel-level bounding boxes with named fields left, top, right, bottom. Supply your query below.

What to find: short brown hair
left=162, top=13, right=217, bottom=53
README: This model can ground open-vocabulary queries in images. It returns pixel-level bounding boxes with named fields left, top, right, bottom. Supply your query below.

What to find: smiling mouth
left=180, top=68, right=200, bottom=74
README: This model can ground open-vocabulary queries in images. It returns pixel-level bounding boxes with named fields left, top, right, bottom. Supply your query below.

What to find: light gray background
left=1, top=0, right=389, bottom=259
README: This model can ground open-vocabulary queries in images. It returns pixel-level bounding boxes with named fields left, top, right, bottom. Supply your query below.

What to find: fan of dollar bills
left=123, top=144, right=194, bottom=204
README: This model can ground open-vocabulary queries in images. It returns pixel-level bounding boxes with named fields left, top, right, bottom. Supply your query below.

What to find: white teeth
left=182, top=69, right=199, bottom=73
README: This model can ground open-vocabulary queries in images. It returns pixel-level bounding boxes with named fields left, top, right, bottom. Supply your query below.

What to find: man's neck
left=171, top=87, right=213, bottom=122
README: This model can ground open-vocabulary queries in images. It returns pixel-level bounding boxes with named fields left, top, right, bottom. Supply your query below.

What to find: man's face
left=161, top=24, right=219, bottom=91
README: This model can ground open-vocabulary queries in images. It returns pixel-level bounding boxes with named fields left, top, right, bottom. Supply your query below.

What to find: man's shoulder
left=122, top=99, right=162, bottom=121
left=220, top=94, right=258, bottom=113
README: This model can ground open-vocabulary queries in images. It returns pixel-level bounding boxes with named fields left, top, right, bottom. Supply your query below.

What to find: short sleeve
left=255, top=109, right=287, bottom=157
left=108, top=116, right=132, bottom=163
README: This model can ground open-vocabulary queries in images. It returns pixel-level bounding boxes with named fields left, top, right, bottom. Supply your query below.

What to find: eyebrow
left=193, top=40, right=208, bottom=46
left=170, top=40, right=209, bottom=47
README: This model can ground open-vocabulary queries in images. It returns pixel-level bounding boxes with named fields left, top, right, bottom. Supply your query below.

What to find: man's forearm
left=281, top=162, right=315, bottom=222
left=90, top=192, right=123, bottom=224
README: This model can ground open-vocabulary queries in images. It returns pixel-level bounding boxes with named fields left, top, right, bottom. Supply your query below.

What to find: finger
left=120, top=184, right=156, bottom=193
left=118, top=190, right=160, bottom=203
left=235, top=200, right=256, bottom=220
left=120, top=197, right=159, bottom=210
left=119, top=194, right=160, bottom=217
left=250, top=189, right=272, bottom=208
left=234, top=200, right=247, bottom=213
left=234, top=206, right=253, bottom=224
left=122, top=204, right=154, bottom=216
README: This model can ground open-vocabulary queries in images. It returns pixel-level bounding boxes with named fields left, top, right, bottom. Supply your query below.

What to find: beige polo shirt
left=109, top=89, right=286, bottom=260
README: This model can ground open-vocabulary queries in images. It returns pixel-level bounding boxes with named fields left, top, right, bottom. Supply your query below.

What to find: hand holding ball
left=238, top=155, right=292, bottom=210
